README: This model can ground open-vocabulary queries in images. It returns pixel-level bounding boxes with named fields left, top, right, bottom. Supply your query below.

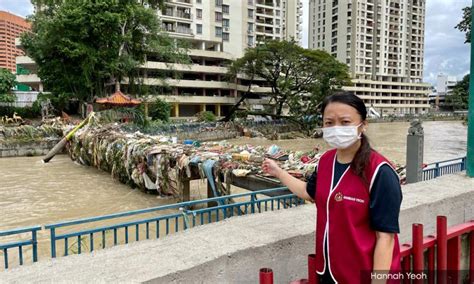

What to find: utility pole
left=468, top=0, right=474, bottom=177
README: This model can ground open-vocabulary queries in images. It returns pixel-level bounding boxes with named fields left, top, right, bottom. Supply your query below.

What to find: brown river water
left=0, top=121, right=467, bottom=265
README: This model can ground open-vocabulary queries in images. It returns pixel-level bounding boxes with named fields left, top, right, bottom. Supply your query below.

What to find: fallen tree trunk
left=42, top=113, right=93, bottom=163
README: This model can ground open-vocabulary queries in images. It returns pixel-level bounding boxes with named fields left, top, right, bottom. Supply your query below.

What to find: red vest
left=314, top=149, right=401, bottom=283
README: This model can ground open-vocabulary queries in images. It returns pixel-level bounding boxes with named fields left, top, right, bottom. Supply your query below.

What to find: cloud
left=0, top=0, right=34, bottom=17
left=423, top=0, right=470, bottom=84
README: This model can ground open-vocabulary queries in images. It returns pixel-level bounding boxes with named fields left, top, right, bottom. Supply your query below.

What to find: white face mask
left=322, top=123, right=363, bottom=149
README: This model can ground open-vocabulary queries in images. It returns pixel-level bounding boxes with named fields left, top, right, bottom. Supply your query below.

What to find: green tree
left=455, top=6, right=471, bottom=43
left=148, top=98, right=171, bottom=122
left=23, top=0, right=188, bottom=103
left=0, top=68, right=17, bottom=103
left=445, top=74, right=469, bottom=110
left=227, top=40, right=351, bottom=132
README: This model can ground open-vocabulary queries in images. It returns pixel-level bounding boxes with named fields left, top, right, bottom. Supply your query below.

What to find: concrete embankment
left=0, top=139, right=61, bottom=157
left=1, top=172, right=473, bottom=283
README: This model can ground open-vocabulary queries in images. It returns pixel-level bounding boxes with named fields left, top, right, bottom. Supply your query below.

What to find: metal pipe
left=259, top=268, right=274, bottom=284
left=437, top=216, right=447, bottom=284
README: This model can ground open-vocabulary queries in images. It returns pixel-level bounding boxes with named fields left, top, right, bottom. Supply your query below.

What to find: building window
left=215, top=0, right=223, bottom=6
left=248, top=35, right=254, bottom=45
left=248, top=9, right=254, bottom=18
left=223, top=33, right=230, bottom=41
left=248, top=22, right=254, bottom=31
left=223, top=19, right=230, bottom=28
left=222, top=4, right=229, bottom=14
left=196, top=0, right=201, bottom=3
left=215, top=12, right=223, bottom=22
left=197, top=24, right=202, bottom=34
left=216, top=27, right=223, bottom=37
left=197, top=9, right=202, bottom=19
left=248, top=0, right=253, bottom=5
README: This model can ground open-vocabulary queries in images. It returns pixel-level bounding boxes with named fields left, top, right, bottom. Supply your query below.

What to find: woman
left=262, top=92, right=402, bottom=284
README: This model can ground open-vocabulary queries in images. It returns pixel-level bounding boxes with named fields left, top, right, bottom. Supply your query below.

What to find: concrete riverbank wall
left=0, top=139, right=61, bottom=158
left=1, top=172, right=473, bottom=283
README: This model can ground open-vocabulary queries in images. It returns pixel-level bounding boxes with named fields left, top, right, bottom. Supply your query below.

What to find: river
left=0, top=120, right=467, bottom=265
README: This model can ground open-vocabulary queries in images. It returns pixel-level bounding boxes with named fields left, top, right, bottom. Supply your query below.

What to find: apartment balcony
left=17, top=74, right=41, bottom=85
left=162, top=10, right=192, bottom=21
left=167, top=0, right=193, bottom=7
left=187, top=49, right=234, bottom=60
left=156, top=95, right=238, bottom=105
left=256, top=0, right=275, bottom=8
left=142, top=62, right=228, bottom=75
left=16, top=55, right=36, bottom=69
left=162, top=23, right=193, bottom=36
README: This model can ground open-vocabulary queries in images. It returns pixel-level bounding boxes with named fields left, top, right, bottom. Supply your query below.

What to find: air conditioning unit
left=224, top=27, right=230, bottom=32
left=248, top=30, right=253, bottom=35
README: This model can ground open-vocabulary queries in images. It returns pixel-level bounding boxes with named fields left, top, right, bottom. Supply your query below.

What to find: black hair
left=320, top=91, right=371, bottom=185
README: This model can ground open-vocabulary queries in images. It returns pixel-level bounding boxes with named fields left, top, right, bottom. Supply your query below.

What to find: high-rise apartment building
left=17, top=0, right=302, bottom=118
left=161, top=0, right=303, bottom=58
left=0, top=11, right=31, bottom=73
left=309, top=0, right=430, bottom=116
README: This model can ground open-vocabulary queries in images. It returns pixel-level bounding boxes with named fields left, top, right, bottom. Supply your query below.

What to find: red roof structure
left=96, top=91, right=141, bottom=106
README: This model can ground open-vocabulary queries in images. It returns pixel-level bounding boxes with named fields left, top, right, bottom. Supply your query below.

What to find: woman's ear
left=362, top=121, right=368, bottom=132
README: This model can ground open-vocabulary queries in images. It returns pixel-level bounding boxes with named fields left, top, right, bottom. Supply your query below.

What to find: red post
left=412, top=223, right=424, bottom=284
left=400, top=244, right=412, bottom=284
left=427, top=245, right=435, bottom=284
left=401, top=256, right=411, bottom=284
left=259, top=268, right=274, bottom=284
left=447, top=236, right=461, bottom=284
left=308, top=254, right=318, bottom=284
left=469, top=230, right=474, bottom=284
left=437, top=216, right=447, bottom=284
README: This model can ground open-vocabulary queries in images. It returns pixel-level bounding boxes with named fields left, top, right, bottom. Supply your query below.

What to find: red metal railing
left=260, top=216, right=474, bottom=284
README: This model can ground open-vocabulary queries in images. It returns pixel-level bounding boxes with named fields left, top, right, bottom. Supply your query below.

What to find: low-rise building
left=16, top=0, right=302, bottom=119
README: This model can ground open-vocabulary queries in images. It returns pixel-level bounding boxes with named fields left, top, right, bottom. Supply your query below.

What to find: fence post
left=308, top=254, right=318, bottom=284
left=406, top=119, right=424, bottom=183
left=251, top=194, right=256, bottom=214
left=412, top=224, right=424, bottom=284
left=259, top=268, right=274, bottom=284
left=32, top=229, right=38, bottom=262
left=469, top=229, right=474, bottom=284
left=447, top=236, right=461, bottom=283
left=437, top=216, right=447, bottom=284
left=50, top=228, right=56, bottom=258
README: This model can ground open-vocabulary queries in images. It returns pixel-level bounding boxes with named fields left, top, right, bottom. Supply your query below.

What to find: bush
left=196, top=111, right=216, bottom=122
left=147, top=99, right=171, bottom=122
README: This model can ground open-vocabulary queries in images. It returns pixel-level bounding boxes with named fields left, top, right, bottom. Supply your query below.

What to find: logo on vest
left=334, top=192, right=343, bottom=202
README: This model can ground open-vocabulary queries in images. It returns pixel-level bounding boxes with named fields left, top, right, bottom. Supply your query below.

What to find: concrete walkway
left=1, top=172, right=473, bottom=283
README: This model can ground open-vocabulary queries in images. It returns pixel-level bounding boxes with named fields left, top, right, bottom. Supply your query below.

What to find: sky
left=0, top=0, right=471, bottom=86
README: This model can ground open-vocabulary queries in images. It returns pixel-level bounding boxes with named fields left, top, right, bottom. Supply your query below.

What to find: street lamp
left=467, top=0, right=474, bottom=176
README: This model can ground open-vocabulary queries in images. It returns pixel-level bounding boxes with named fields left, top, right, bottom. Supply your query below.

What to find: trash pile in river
left=0, top=124, right=64, bottom=144
left=67, top=122, right=406, bottom=198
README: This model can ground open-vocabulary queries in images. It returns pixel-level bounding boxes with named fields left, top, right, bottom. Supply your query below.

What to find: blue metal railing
left=0, top=187, right=302, bottom=269
left=45, top=187, right=302, bottom=258
left=0, top=226, right=41, bottom=269
left=421, top=157, right=466, bottom=181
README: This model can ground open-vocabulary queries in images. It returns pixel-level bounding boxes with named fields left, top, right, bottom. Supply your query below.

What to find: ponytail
left=351, top=133, right=371, bottom=186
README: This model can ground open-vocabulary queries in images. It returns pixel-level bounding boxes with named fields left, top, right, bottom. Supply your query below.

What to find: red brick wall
left=0, top=11, right=31, bottom=73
